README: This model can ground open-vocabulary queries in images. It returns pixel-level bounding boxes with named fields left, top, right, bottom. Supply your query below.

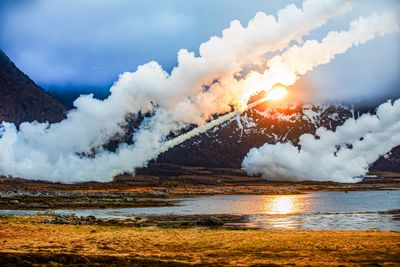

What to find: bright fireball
left=265, top=86, right=288, bottom=101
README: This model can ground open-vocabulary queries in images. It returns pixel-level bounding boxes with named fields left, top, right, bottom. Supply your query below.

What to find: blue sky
left=0, top=0, right=399, bottom=102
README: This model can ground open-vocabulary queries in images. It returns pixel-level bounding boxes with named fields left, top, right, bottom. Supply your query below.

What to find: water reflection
left=260, top=195, right=301, bottom=229
left=248, top=215, right=302, bottom=230
left=267, top=196, right=296, bottom=214
left=247, top=213, right=400, bottom=231
left=1, top=191, right=399, bottom=230
left=262, top=195, right=308, bottom=215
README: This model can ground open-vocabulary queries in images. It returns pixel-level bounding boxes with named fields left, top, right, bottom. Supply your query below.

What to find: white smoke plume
left=159, top=91, right=278, bottom=154
left=0, top=0, right=399, bottom=183
left=241, top=9, right=400, bottom=183
left=242, top=99, right=400, bottom=183
left=0, top=0, right=353, bottom=183
left=229, top=9, right=400, bottom=103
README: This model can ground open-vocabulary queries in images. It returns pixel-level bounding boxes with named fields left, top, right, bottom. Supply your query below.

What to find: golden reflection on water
left=263, top=195, right=303, bottom=215
left=258, top=195, right=305, bottom=229
left=271, top=196, right=295, bottom=214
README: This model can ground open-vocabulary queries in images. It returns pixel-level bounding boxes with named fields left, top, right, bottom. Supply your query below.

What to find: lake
left=1, top=190, right=399, bottom=230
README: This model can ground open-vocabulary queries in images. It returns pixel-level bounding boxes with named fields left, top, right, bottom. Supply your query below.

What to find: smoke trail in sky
left=241, top=9, right=400, bottom=183
left=158, top=90, right=282, bottom=154
left=222, top=9, right=400, bottom=105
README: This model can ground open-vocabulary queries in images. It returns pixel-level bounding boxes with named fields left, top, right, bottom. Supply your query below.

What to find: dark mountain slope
left=0, top=50, right=65, bottom=125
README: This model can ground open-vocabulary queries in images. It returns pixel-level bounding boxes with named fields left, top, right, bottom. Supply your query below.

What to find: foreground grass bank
left=0, top=216, right=399, bottom=266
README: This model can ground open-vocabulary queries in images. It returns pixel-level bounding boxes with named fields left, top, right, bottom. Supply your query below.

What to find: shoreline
left=2, top=209, right=399, bottom=231
left=1, top=173, right=399, bottom=210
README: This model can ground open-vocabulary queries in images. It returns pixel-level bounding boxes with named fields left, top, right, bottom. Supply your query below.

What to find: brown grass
left=0, top=216, right=399, bottom=266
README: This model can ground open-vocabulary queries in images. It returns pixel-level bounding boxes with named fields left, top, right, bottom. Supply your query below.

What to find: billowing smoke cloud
left=231, top=9, right=400, bottom=102
left=242, top=99, right=400, bottom=183
left=241, top=9, right=400, bottom=183
left=0, top=0, right=399, bottom=183
left=0, top=0, right=352, bottom=182
left=160, top=88, right=286, bottom=154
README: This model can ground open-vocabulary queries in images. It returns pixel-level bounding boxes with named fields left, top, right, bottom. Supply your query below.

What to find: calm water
left=2, top=190, right=399, bottom=230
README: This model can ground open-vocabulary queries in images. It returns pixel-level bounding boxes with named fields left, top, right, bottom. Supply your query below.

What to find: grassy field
left=0, top=216, right=399, bottom=266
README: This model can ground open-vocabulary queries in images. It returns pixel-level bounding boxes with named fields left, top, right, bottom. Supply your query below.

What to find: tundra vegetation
left=0, top=215, right=399, bottom=266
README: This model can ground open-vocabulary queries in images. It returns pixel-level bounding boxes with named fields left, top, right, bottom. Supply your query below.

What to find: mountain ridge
left=155, top=103, right=400, bottom=173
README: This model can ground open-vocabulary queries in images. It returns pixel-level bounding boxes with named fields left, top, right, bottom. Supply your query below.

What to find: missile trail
left=159, top=96, right=272, bottom=154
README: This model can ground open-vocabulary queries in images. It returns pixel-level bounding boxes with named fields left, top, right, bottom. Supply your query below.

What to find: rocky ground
left=0, top=188, right=176, bottom=210
left=1, top=213, right=247, bottom=229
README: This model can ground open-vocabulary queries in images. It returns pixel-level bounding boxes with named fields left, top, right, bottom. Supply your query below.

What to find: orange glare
left=265, top=86, right=288, bottom=101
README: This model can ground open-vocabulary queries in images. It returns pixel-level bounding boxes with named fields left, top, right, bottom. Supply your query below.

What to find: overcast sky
left=0, top=0, right=399, bottom=102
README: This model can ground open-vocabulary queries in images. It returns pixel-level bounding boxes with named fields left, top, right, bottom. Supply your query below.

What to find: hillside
left=0, top=50, right=65, bottom=125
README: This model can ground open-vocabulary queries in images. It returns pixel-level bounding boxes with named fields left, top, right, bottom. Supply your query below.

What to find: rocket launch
left=1, top=1, right=398, bottom=183
left=159, top=87, right=288, bottom=154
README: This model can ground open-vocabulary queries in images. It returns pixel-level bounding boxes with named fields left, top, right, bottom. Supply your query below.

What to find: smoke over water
left=0, top=0, right=399, bottom=183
